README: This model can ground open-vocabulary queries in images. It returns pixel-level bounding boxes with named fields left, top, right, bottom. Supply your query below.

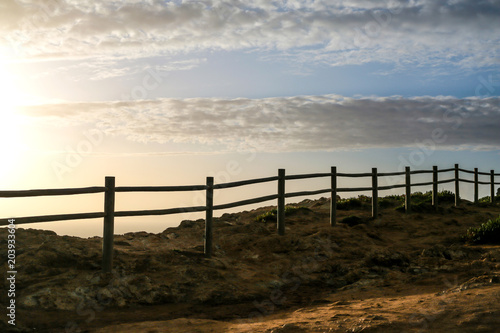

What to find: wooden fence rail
left=1, top=164, right=499, bottom=272
left=0, top=187, right=106, bottom=198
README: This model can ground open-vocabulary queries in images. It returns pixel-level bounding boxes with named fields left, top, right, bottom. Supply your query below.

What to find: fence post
left=491, top=170, right=495, bottom=204
left=432, top=166, right=438, bottom=210
left=474, top=168, right=479, bottom=204
left=330, top=166, right=337, bottom=226
left=454, top=164, right=460, bottom=206
left=277, top=169, right=285, bottom=236
left=205, top=177, right=214, bottom=258
left=372, top=168, right=378, bottom=218
left=102, top=176, right=115, bottom=273
left=405, top=166, right=411, bottom=214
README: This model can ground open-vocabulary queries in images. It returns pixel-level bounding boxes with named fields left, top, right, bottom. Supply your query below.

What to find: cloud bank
left=19, top=95, right=500, bottom=152
left=2, top=0, right=499, bottom=71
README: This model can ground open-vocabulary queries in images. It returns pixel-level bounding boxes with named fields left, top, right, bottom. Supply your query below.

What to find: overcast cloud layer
left=2, top=0, right=499, bottom=72
left=20, top=95, right=500, bottom=152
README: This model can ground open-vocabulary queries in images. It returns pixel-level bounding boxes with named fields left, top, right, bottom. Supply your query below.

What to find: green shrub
left=393, top=190, right=455, bottom=213
left=385, top=194, right=405, bottom=202
left=408, top=191, right=431, bottom=205
left=395, top=201, right=435, bottom=213
left=438, top=190, right=455, bottom=203
left=408, top=190, right=454, bottom=205
left=357, top=195, right=372, bottom=203
left=337, top=198, right=363, bottom=210
left=395, top=204, right=406, bottom=213
left=478, top=196, right=500, bottom=207
left=336, top=195, right=372, bottom=210
left=479, top=196, right=490, bottom=202
left=462, top=215, right=500, bottom=244
left=334, top=191, right=454, bottom=212
left=255, top=209, right=278, bottom=223
left=379, top=198, right=399, bottom=208
left=478, top=196, right=492, bottom=205
left=255, top=206, right=310, bottom=223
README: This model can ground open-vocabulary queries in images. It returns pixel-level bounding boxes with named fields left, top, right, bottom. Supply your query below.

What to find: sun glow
left=0, top=56, right=30, bottom=184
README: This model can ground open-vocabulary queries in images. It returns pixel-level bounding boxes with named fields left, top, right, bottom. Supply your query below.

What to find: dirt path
left=89, top=284, right=500, bottom=332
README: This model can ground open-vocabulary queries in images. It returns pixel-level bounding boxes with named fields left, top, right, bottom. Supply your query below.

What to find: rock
left=178, top=220, right=203, bottom=228
left=421, top=244, right=448, bottom=258
left=21, top=295, right=39, bottom=307
left=446, top=248, right=466, bottom=260
left=483, top=249, right=500, bottom=262
left=165, top=232, right=179, bottom=239
left=268, top=323, right=307, bottom=332
left=20, top=287, right=80, bottom=311
left=115, top=240, right=132, bottom=246
left=205, top=258, right=228, bottom=270
left=365, top=250, right=410, bottom=267
left=421, top=244, right=480, bottom=261
left=490, top=275, right=500, bottom=283
left=408, top=266, right=428, bottom=274
left=268, top=280, right=284, bottom=289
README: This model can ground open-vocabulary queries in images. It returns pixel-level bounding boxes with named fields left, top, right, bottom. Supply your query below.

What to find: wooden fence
left=1, top=164, right=499, bottom=272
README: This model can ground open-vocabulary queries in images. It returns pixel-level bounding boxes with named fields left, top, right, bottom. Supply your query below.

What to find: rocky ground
left=1, top=197, right=500, bottom=332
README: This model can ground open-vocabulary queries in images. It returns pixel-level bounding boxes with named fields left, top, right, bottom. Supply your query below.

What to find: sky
left=0, top=0, right=499, bottom=237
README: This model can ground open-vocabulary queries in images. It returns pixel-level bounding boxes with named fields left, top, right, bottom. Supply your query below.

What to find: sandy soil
left=2, top=197, right=500, bottom=332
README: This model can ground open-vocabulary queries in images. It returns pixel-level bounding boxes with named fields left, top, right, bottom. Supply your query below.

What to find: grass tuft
left=255, top=206, right=310, bottom=223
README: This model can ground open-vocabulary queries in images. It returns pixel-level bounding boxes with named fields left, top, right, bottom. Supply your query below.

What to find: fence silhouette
left=1, top=164, right=499, bottom=272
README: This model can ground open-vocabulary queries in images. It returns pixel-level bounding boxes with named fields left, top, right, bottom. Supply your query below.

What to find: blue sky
left=0, top=0, right=499, bottom=236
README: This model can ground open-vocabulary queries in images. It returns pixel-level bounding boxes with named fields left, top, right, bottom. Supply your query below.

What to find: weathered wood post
left=405, top=166, right=411, bottom=214
left=491, top=170, right=495, bottom=204
left=103, top=176, right=115, bottom=273
left=330, top=166, right=337, bottom=226
left=277, top=169, right=286, bottom=236
left=372, top=168, right=378, bottom=218
left=454, top=164, right=460, bottom=206
left=432, top=166, right=438, bottom=210
left=205, top=177, right=214, bottom=258
left=474, top=168, right=479, bottom=204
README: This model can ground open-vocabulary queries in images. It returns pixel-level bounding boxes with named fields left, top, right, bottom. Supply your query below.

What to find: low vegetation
left=255, top=189, right=500, bottom=228
left=255, top=206, right=310, bottom=223
left=462, top=215, right=500, bottom=244
left=333, top=191, right=458, bottom=213
left=478, top=194, right=500, bottom=207
left=336, top=196, right=366, bottom=210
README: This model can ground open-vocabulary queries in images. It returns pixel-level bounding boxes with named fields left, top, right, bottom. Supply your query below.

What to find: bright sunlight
left=0, top=54, right=29, bottom=184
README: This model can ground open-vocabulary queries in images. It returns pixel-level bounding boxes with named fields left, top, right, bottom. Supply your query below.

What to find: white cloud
left=32, top=57, right=207, bottom=81
left=18, top=95, right=500, bottom=152
left=2, top=0, right=499, bottom=72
